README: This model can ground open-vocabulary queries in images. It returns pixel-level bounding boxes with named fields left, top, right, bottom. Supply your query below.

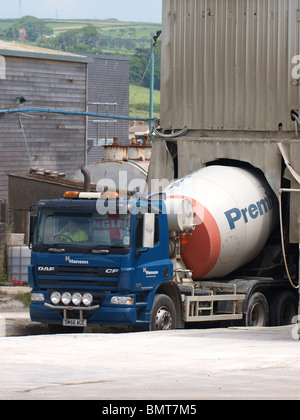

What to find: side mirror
left=142, top=213, right=155, bottom=249
left=28, top=214, right=37, bottom=248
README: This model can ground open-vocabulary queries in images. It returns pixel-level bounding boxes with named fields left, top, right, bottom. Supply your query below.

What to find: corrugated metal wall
left=87, top=55, right=130, bottom=164
left=161, top=0, right=300, bottom=132
left=0, top=56, right=87, bottom=199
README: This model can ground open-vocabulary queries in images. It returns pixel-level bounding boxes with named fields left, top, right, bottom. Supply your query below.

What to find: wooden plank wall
left=0, top=56, right=87, bottom=199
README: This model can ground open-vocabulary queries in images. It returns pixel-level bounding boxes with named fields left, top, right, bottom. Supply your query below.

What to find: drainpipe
left=85, top=63, right=89, bottom=167
left=149, top=39, right=154, bottom=133
left=149, top=31, right=161, bottom=132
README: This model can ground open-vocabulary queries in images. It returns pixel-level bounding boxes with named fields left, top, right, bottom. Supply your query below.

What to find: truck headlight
left=82, top=293, right=93, bottom=307
left=61, top=292, right=72, bottom=306
left=31, top=293, right=45, bottom=302
left=111, top=296, right=134, bottom=305
left=50, top=292, right=61, bottom=305
left=72, top=293, right=82, bottom=306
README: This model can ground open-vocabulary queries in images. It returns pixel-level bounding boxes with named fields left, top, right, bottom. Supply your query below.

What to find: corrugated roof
left=0, top=40, right=92, bottom=63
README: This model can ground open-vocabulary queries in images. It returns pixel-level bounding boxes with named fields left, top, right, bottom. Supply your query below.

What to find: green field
left=0, top=17, right=161, bottom=55
left=129, top=84, right=160, bottom=120
left=43, top=19, right=161, bottom=55
left=45, top=19, right=161, bottom=35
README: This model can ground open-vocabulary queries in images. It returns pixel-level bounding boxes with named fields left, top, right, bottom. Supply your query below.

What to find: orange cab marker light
left=63, top=191, right=80, bottom=199
left=101, top=191, right=120, bottom=199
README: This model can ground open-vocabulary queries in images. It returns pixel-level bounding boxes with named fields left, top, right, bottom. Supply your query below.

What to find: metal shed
left=160, top=0, right=300, bottom=132
left=86, top=54, right=130, bottom=164
left=0, top=41, right=91, bottom=199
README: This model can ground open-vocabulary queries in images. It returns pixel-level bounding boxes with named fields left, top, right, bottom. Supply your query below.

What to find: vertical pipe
left=81, top=167, right=91, bottom=192
left=149, top=39, right=155, bottom=132
left=84, top=63, right=88, bottom=167
left=97, top=103, right=100, bottom=145
left=105, top=104, right=108, bottom=145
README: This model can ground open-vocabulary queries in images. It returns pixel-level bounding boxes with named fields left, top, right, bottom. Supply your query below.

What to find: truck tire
left=150, top=294, right=176, bottom=331
left=245, top=292, right=269, bottom=327
left=269, top=291, right=298, bottom=326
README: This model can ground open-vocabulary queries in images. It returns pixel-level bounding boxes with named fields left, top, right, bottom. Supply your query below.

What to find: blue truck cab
left=28, top=191, right=179, bottom=333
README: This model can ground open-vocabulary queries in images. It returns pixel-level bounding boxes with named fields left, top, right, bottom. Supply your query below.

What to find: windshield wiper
left=41, top=243, right=66, bottom=253
left=84, top=246, right=110, bottom=254
left=83, top=241, right=128, bottom=254
left=48, top=247, right=66, bottom=253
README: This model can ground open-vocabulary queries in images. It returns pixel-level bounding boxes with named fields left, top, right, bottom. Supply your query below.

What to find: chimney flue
left=81, top=167, right=91, bottom=192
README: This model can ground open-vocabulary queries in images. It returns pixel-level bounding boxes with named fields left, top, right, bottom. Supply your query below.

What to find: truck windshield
left=33, top=210, right=131, bottom=253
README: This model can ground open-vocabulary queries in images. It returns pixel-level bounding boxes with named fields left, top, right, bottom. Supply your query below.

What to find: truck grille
left=38, top=265, right=119, bottom=278
left=37, top=265, right=119, bottom=289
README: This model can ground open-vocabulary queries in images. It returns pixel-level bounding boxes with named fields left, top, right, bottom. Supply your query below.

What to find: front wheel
left=150, top=294, right=176, bottom=331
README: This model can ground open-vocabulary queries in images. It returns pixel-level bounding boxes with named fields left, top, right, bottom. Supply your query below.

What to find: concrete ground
left=1, top=286, right=300, bottom=401
left=1, top=324, right=300, bottom=400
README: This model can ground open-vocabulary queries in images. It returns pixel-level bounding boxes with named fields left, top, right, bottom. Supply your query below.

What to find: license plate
left=63, top=319, right=87, bottom=327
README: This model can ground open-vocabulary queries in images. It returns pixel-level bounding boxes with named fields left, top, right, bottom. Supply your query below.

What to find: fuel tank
left=164, top=166, right=278, bottom=279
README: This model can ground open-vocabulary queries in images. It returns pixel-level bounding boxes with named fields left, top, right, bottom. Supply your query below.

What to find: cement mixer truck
left=27, top=162, right=298, bottom=333
left=26, top=0, right=299, bottom=332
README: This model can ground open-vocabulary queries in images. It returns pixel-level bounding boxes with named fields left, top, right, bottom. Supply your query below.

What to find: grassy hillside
left=0, top=18, right=161, bottom=55
left=44, top=19, right=161, bottom=55
left=0, top=18, right=162, bottom=120
left=130, top=84, right=160, bottom=120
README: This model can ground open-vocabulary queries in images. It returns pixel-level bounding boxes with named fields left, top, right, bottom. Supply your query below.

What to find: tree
left=4, top=16, right=53, bottom=41
left=4, top=26, right=17, bottom=40
left=130, top=42, right=161, bottom=90
left=26, top=26, right=39, bottom=42
left=56, top=26, right=102, bottom=52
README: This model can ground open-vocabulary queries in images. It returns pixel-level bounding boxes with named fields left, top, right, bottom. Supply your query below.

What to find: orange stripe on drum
left=169, top=195, right=221, bottom=279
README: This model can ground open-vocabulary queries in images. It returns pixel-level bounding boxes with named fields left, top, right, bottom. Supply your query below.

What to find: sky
left=1, top=0, right=162, bottom=23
